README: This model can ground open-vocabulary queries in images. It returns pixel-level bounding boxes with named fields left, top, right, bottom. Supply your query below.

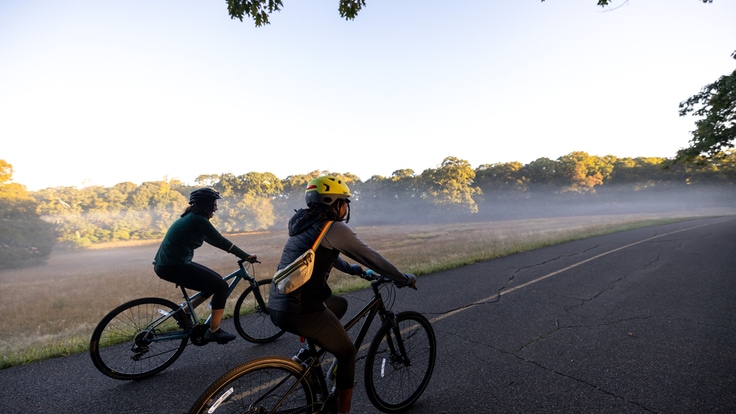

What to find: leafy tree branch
left=227, top=0, right=713, bottom=26
left=677, top=51, right=736, bottom=162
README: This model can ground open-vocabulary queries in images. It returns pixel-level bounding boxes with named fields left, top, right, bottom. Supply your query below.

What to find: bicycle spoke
left=90, top=298, right=188, bottom=380
left=189, top=358, right=313, bottom=414
left=365, top=311, right=436, bottom=413
left=234, top=279, right=285, bottom=343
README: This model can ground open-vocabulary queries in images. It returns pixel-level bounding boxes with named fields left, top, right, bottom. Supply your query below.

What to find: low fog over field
left=1, top=181, right=734, bottom=368
left=347, top=185, right=736, bottom=227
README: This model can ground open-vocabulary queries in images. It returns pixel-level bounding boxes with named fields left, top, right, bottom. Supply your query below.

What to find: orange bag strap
left=311, top=221, right=333, bottom=250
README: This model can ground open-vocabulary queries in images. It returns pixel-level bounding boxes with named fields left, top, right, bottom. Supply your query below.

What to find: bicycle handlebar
left=361, top=269, right=381, bottom=282
left=361, top=269, right=417, bottom=290
left=238, top=258, right=261, bottom=266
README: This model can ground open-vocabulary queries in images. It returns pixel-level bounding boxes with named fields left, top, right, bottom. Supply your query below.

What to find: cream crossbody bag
left=273, top=221, right=334, bottom=294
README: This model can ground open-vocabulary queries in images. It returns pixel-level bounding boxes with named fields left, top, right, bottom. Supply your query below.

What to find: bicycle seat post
left=298, top=338, right=316, bottom=363
left=179, top=286, right=197, bottom=321
left=300, top=338, right=335, bottom=407
left=179, top=286, right=190, bottom=307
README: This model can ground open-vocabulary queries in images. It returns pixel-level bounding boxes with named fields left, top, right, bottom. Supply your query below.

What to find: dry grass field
left=1, top=209, right=733, bottom=368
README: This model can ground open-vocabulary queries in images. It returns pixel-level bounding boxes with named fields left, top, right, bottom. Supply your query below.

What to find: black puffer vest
left=269, top=209, right=339, bottom=313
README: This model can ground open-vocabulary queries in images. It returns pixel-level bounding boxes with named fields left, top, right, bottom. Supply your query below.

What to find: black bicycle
left=89, top=259, right=284, bottom=380
left=189, top=270, right=436, bottom=414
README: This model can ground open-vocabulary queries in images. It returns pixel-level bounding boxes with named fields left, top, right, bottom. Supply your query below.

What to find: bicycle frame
left=285, top=277, right=406, bottom=412
left=187, top=272, right=435, bottom=413
left=185, top=261, right=263, bottom=326
left=343, top=278, right=394, bottom=349
left=146, top=261, right=265, bottom=343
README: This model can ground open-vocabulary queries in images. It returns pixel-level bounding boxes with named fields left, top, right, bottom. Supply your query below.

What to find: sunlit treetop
left=676, top=50, right=736, bottom=162
left=226, top=0, right=715, bottom=27
left=573, top=0, right=713, bottom=6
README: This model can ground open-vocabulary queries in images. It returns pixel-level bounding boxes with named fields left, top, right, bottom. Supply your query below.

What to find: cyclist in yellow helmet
left=269, top=176, right=416, bottom=414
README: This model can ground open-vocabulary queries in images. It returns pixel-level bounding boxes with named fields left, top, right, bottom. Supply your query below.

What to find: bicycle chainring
left=189, top=324, right=210, bottom=346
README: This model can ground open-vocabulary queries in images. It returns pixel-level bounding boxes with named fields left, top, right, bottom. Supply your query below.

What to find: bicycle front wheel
left=365, top=311, right=437, bottom=413
left=89, top=297, right=188, bottom=380
left=233, top=278, right=285, bottom=343
left=188, top=356, right=313, bottom=414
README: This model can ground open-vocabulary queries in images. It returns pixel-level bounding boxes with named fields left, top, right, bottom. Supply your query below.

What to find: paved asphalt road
left=2, top=217, right=735, bottom=413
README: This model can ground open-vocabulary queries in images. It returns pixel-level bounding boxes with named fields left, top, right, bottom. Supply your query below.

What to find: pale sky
left=1, top=0, right=734, bottom=190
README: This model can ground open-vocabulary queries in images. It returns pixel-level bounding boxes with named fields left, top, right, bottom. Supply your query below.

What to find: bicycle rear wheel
left=89, top=297, right=188, bottom=380
left=233, top=278, right=285, bottom=343
left=188, top=356, right=313, bottom=414
left=365, top=311, right=437, bottom=413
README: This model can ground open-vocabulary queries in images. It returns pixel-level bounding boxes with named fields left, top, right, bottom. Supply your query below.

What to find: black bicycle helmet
left=189, top=188, right=222, bottom=205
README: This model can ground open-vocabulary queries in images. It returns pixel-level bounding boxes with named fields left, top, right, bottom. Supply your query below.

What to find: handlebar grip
left=238, top=258, right=261, bottom=265
left=362, top=269, right=381, bottom=281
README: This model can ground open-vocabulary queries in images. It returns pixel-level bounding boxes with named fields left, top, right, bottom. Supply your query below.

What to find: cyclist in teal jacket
left=269, top=176, right=416, bottom=414
left=153, top=188, right=257, bottom=344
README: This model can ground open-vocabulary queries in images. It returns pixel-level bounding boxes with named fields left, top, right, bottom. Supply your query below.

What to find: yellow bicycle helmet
left=305, top=176, right=351, bottom=206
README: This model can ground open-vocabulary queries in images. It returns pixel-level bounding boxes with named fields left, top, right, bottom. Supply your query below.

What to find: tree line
left=1, top=151, right=735, bottom=268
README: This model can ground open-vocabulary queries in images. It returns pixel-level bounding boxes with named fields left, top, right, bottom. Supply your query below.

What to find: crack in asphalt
left=429, top=245, right=606, bottom=318
left=643, top=253, right=661, bottom=267
left=432, top=247, right=664, bottom=412
left=507, top=314, right=672, bottom=413
left=512, top=355, right=659, bottom=413
left=442, top=327, right=659, bottom=412
left=562, top=275, right=625, bottom=312
left=499, top=245, right=601, bottom=294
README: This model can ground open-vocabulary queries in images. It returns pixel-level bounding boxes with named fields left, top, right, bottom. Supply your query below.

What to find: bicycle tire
left=188, top=356, right=313, bottom=414
left=89, top=297, right=188, bottom=380
left=364, top=311, right=437, bottom=413
left=233, top=278, right=285, bottom=343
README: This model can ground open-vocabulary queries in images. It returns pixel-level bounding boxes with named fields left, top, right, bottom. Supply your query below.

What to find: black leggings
left=154, top=262, right=228, bottom=310
left=269, top=296, right=356, bottom=391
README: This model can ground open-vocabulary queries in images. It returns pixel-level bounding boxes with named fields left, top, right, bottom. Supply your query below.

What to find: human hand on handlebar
left=362, top=270, right=416, bottom=289
left=401, top=274, right=417, bottom=289
left=349, top=263, right=364, bottom=275
left=240, top=254, right=259, bottom=263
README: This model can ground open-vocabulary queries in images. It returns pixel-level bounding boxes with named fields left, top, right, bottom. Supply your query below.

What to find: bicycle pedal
left=189, top=324, right=210, bottom=346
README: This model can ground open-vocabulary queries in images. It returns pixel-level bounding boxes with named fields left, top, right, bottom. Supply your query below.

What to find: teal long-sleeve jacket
left=153, top=212, right=249, bottom=266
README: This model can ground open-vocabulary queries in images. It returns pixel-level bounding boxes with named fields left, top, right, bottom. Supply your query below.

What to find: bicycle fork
left=384, top=317, right=413, bottom=370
